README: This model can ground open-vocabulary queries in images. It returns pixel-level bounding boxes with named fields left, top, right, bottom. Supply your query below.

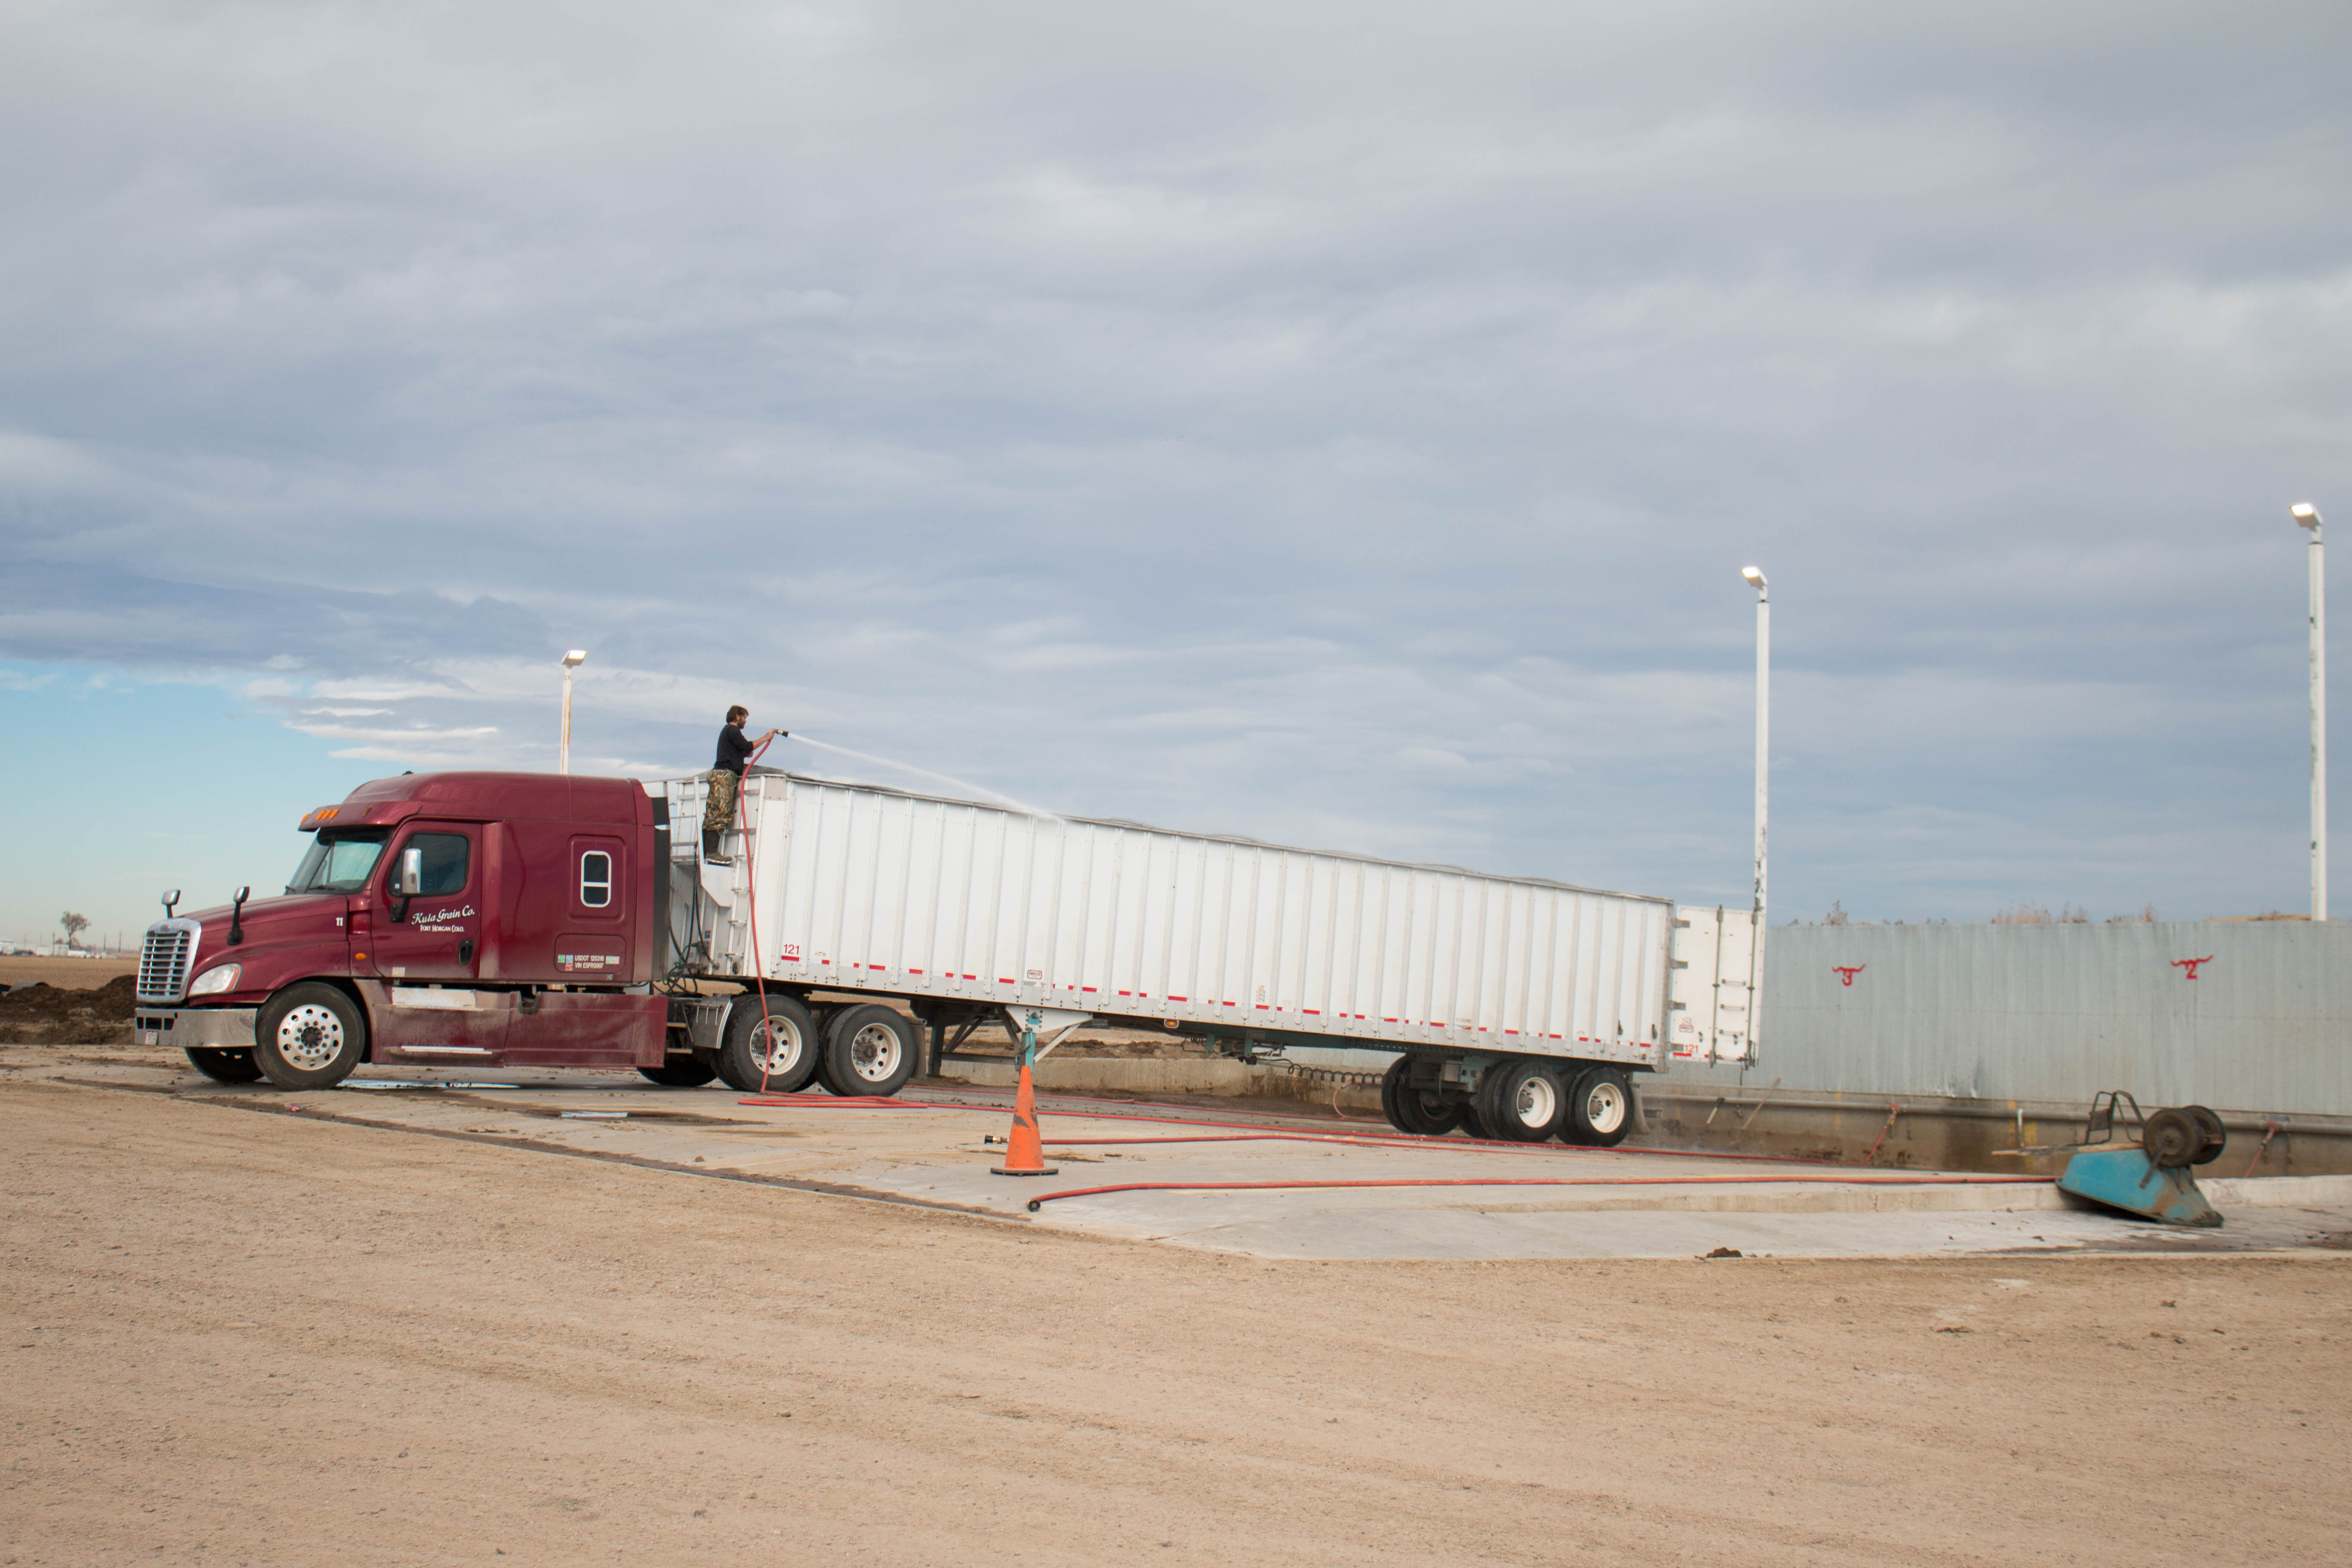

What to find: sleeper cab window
left=580, top=850, right=613, bottom=909
left=405, top=833, right=469, bottom=895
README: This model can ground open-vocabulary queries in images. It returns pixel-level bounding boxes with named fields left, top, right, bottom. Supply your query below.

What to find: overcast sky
left=4, top=0, right=2350, bottom=945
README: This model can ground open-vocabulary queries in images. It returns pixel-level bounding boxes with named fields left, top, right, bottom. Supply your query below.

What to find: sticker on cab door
left=555, top=941, right=625, bottom=976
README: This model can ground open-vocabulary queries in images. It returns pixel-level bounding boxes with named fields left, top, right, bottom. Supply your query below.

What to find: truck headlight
left=188, top=964, right=242, bottom=997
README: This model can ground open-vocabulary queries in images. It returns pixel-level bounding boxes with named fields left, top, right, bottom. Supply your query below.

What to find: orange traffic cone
left=990, top=1055, right=1058, bottom=1176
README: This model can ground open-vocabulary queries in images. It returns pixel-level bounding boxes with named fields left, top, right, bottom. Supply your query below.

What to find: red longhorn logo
left=1833, top=965, right=1864, bottom=986
left=2171, top=956, right=2213, bottom=980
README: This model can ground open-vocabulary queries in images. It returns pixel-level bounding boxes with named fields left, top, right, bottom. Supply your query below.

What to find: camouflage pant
left=703, top=769, right=740, bottom=833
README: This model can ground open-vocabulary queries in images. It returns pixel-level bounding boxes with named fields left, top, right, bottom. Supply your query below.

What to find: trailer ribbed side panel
left=667, top=773, right=1674, bottom=1068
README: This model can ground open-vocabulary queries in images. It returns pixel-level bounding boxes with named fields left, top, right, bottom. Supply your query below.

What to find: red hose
left=733, top=735, right=780, bottom=1092
left=1025, top=1171, right=2053, bottom=1212
left=958, top=1089, right=1857, bottom=1164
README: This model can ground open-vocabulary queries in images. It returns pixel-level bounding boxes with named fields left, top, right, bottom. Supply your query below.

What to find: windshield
left=286, top=829, right=389, bottom=894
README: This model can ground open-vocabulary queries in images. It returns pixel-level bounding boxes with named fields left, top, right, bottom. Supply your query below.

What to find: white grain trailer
left=654, top=769, right=1743, bottom=1146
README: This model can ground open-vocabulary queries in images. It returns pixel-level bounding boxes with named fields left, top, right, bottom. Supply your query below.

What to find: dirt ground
left=3, top=1072, right=2345, bottom=1566
left=0, top=955, right=137, bottom=987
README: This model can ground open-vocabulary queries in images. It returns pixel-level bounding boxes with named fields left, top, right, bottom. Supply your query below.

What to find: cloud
left=1, top=0, right=2348, bottom=926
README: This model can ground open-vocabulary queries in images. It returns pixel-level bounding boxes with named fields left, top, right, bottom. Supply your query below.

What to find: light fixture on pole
left=2292, top=505, right=2326, bottom=920
left=1741, top=565, right=1769, bottom=1057
left=559, top=650, right=588, bottom=775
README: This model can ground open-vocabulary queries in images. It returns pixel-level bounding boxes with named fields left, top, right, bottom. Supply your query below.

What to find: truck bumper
left=135, top=1008, right=259, bottom=1050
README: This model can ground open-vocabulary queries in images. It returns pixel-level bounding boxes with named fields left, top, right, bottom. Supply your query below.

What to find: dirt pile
left=0, top=974, right=140, bottom=1045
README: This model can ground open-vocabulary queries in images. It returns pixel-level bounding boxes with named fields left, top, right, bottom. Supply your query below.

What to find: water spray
left=787, top=735, right=1060, bottom=821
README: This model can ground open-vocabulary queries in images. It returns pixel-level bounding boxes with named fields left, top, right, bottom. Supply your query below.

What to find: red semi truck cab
left=134, top=772, right=683, bottom=1090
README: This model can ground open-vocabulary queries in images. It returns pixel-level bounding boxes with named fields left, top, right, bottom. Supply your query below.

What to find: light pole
left=2293, top=505, right=2326, bottom=920
left=559, top=650, right=588, bottom=774
left=1741, top=565, right=1769, bottom=1058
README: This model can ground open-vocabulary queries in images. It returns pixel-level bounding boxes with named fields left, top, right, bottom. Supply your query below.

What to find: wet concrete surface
left=19, top=1051, right=2352, bottom=1260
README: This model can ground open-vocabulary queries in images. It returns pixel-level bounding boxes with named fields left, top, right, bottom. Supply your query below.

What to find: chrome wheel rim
left=275, top=1004, right=344, bottom=1072
left=1511, top=1073, right=1558, bottom=1130
left=848, top=1022, right=903, bottom=1083
left=750, top=1017, right=804, bottom=1075
left=1583, top=1079, right=1626, bottom=1135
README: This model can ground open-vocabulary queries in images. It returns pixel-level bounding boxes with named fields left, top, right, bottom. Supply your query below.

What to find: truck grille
left=138, top=921, right=199, bottom=1004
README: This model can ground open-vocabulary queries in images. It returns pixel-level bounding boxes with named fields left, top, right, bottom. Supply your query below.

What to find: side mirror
left=161, top=889, right=181, bottom=918
left=390, top=846, right=422, bottom=922
left=227, top=886, right=252, bottom=947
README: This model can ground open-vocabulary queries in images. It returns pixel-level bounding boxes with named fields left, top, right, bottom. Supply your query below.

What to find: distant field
left=0, top=955, right=139, bottom=989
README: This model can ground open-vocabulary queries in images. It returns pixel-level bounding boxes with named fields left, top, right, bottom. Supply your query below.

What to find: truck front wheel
left=253, top=984, right=366, bottom=1090
left=184, top=1047, right=263, bottom=1084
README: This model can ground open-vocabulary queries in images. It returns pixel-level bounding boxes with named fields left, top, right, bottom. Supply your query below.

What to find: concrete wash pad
left=38, top=1056, right=2352, bottom=1262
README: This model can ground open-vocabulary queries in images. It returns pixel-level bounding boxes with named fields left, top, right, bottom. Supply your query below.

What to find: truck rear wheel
left=1456, top=1098, right=1496, bottom=1141
left=1381, top=1057, right=1462, bottom=1136
left=638, top=1058, right=719, bottom=1087
left=253, top=983, right=366, bottom=1090
left=1563, top=1066, right=1634, bottom=1147
left=184, top=1047, right=263, bottom=1084
left=1478, top=1058, right=1565, bottom=1142
left=717, top=995, right=819, bottom=1093
left=819, top=1005, right=917, bottom=1097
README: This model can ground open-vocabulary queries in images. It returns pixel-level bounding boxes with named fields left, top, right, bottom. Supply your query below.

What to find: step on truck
left=135, top=768, right=1758, bottom=1143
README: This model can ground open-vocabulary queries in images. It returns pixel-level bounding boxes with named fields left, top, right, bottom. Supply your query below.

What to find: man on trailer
left=704, top=705, right=783, bottom=865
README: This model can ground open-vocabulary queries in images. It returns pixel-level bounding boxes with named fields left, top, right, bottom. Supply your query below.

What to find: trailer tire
left=1478, top=1057, right=1565, bottom=1142
left=1456, top=1098, right=1496, bottom=1141
left=638, top=1058, right=719, bottom=1087
left=1380, top=1057, right=1462, bottom=1136
left=717, top=995, right=819, bottom=1094
left=1563, top=1066, right=1634, bottom=1147
left=184, top=1047, right=263, bottom=1084
left=818, top=1005, right=918, bottom=1097
left=252, top=983, right=366, bottom=1090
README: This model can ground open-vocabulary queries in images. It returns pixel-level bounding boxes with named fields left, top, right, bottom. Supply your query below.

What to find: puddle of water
left=561, top=1111, right=628, bottom=1120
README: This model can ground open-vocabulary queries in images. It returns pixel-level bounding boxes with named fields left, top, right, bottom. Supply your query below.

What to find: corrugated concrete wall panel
left=1666, top=921, right=2352, bottom=1115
